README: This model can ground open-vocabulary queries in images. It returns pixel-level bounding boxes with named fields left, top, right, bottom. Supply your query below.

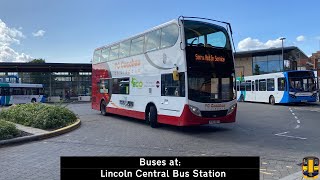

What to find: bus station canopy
left=0, top=62, right=91, bottom=72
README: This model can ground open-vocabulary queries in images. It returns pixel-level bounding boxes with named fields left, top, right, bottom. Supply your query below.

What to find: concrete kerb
left=0, top=119, right=81, bottom=147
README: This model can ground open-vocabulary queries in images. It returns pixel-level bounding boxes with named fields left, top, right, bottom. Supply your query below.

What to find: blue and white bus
left=236, top=70, right=318, bottom=104
left=0, top=83, right=46, bottom=106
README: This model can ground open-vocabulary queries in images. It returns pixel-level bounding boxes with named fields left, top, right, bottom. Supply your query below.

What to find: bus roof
left=95, top=19, right=178, bottom=51
left=237, top=70, right=315, bottom=80
left=0, top=83, right=44, bottom=88
left=94, top=17, right=230, bottom=51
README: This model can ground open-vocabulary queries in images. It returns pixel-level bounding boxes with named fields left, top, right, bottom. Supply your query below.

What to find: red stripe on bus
left=106, top=107, right=145, bottom=120
left=106, top=104, right=237, bottom=126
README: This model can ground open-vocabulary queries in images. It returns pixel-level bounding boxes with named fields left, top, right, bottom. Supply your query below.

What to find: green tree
left=254, top=64, right=260, bottom=75
left=29, top=58, right=46, bottom=63
left=28, top=59, right=50, bottom=87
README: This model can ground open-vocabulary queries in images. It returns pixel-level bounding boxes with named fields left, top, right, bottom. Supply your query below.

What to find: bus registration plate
left=209, top=120, right=220, bottom=124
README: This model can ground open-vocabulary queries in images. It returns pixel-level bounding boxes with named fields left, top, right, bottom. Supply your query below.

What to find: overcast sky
left=1, top=0, right=320, bottom=63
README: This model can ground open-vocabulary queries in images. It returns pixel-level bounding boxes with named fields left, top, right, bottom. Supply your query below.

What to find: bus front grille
left=201, top=110, right=228, bottom=118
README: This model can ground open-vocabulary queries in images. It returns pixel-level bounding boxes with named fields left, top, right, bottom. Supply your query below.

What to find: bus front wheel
left=31, top=98, right=36, bottom=103
left=100, top=101, right=108, bottom=116
left=148, top=106, right=158, bottom=128
left=269, top=96, right=275, bottom=105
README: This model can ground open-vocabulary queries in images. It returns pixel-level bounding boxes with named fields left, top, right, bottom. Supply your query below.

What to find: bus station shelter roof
left=235, top=46, right=308, bottom=59
left=0, top=62, right=92, bottom=72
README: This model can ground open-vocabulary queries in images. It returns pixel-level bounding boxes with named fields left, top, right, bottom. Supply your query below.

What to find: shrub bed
left=0, top=119, right=19, bottom=140
left=0, top=103, right=77, bottom=130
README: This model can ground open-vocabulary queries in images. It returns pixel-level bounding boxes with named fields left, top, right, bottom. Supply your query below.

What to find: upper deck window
left=93, top=49, right=101, bottom=63
left=130, top=36, right=144, bottom=56
left=160, top=24, right=179, bottom=48
left=119, top=40, right=131, bottom=58
left=184, top=20, right=230, bottom=49
left=145, top=29, right=161, bottom=52
left=101, top=48, right=110, bottom=62
left=109, top=44, right=119, bottom=60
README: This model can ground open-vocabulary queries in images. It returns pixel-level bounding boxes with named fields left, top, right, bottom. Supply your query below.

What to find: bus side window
left=252, top=81, right=255, bottom=91
left=259, top=79, right=266, bottom=91
left=246, top=80, right=251, bottom=91
left=240, top=82, right=245, bottom=91
left=99, top=79, right=109, bottom=94
left=160, top=24, right=179, bottom=48
left=278, top=78, right=286, bottom=91
left=112, top=78, right=129, bottom=95
left=161, top=73, right=185, bottom=97
left=267, top=78, right=275, bottom=91
left=31, top=88, right=38, bottom=95
left=255, top=80, right=259, bottom=91
left=145, top=29, right=161, bottom=52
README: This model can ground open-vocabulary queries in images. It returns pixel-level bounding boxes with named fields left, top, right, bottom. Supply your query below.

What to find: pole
left=280, top=37, right=286, bottom=71
left=282, top=40, right=284, bottom=70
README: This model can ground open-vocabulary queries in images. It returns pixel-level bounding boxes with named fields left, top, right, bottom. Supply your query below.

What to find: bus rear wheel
left=100, top=101, right=108, bottom=116
left=269, top=96, right=275, bottom=105
left=148, top=106, right=158, bottom=128
left=31, top=98, right=36, bottom=103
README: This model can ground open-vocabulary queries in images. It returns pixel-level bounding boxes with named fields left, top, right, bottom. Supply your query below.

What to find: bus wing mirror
left=173, top=70, right=179, bottom=81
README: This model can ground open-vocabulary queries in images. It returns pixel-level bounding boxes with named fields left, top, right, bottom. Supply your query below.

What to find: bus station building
left=0, top=62, right=91, bottom=102
left=234, top=46, right=313, bottom=77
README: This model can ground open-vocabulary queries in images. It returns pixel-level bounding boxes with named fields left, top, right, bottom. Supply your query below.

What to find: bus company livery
left=92, top=16, right=237, bottom=127
left=0, top=83, right=45, bottom=106
left=236, top=70, right=318, bottom=104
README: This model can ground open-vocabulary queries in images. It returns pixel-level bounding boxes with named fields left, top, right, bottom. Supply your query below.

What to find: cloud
left=0, top=45, right=33, bottom=62
left=32, top=30, right=45, bottom=37
left=238, top=37, right=284, bottom=51
left=296, top=35, right=305, bottom=42
left=0, top=19, right=25, bottom=46
left=0, top=19, right=32, bottom=62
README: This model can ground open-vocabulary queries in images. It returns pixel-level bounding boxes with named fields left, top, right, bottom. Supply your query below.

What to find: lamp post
left=280, top=37, right=286, bottom=71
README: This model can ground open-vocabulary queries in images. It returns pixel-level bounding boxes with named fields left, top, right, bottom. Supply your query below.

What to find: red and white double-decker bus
left=92, top=17, right=237, bottom=127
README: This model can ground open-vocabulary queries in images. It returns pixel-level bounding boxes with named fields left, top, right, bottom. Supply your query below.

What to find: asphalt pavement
left=0, top=102, right=319, bottom=180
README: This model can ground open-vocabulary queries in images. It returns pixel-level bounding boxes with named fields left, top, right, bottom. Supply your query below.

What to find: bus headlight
left=227, top=104, right=237, bottom=115
left=189, top=105, right=202, bottom=117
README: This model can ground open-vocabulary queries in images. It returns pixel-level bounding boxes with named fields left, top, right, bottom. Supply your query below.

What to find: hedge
left=0, top=103, right=77, bottom=130
left=0, top=119, right=19, bottom=140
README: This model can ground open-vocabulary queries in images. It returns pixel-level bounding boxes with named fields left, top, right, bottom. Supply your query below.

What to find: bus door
left=254, top=80, right=258, bottom=101
left=251, top=80, right=255, bottom=101
left=245, top=80, right=253, bottom=101
left=160, top=73, right=184, bottom=113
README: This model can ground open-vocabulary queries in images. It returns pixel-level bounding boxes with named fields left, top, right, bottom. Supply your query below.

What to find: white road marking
left=292, top=113, right=295, bottom=116
left=294, top=125, right=300, bottom=129
left=274, top=131, right=307, bottom=140
left=275, top=131, right=289, bottom=136
left=260, top=170, right=273, bottom=175
left=279, top=171, right=302, bottom=180
left=297, top=120, right=300, bottom=124
left=294, top=116, right=298, bottom=119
